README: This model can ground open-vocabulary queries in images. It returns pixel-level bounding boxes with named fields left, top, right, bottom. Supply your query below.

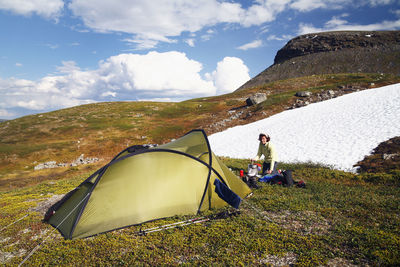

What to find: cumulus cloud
left=368, top=0, right=396, bottom=6
left=185, top=39, right=195, bottom=47
left=290, top=0, right=350, bottom=11
left=1, top=52, right=251, bottom=118
left=240, top=0, right=291, bottom=27
left=206, top=57, right=250, bottom=94
left=298, top=16, right=400, bottom=34
left=289, top=0, right=395, bottom=12
left=0, top=0, right=64, bottom=19
left=68, top=0, right=238, bottom=48
left=267, top=34, right=293, bottom=41
left=237, top=40, right=263, bottom=50
left=68, top=0, right=293, bottom=49
left=0, top=108, right=15, bottom=118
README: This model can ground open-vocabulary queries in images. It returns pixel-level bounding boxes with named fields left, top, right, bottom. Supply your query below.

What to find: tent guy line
left=19, top=193, right=91, bottom=266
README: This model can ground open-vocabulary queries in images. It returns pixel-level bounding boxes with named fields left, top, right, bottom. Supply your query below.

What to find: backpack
left=259, top=170, right=294, bottom=187
left=282, top=170, right=294, bottom=187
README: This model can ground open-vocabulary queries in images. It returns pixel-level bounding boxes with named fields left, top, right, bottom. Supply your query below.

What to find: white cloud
left=290, top=0, right=350, bottom=11
left=68, top=0, right=294, bottom=49
left=185, top=39, right=195, bottom=47
left=240, top=0, right=291, bottom=27
left=298, top=17, right=400, bottom=34
left=45, top=43, right=59, bottom=50
left=290, top=0, right=396, bottom=12
left=68, top=0, right=239, bottom=48
left=0, top=0, right=64, bottom=19
left=392, top=9, right=400, bottom=16
left=56, top=61, right=80, bottom=73
left=15, top=62, right=22, bottom=67
left=237, top=40, right=263, bottom=50
left=65, top=0, right=399, bottom=49
left=0, top=52, right=218, bottom=116
left=267, top=34, right=293, bottom=41
left=206, top=57, right=250, bottom=94
left=0, top=52, right=253, bottom=118
left=201, top=29, right=215, bottom=41
left=367, top=0, right=395, bottom=6
left=0, top=77, right=91, bottom=111
left=101, top=91, right=117, bottom=97
left=0, top=108, right=15, bottom=118
left=99, top=52, right=216, bottom=95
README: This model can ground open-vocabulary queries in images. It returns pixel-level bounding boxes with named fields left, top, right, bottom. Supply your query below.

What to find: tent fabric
left=44, top=129, right=251, bottom=240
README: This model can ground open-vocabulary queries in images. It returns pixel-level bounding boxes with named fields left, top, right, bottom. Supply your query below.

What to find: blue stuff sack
left=259, top=174, right=281, bottom=183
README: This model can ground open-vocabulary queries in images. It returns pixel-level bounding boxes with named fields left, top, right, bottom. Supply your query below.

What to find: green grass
left=1, top=72, right=400, bottom=265
left=1, top=159, right=399, bottom=266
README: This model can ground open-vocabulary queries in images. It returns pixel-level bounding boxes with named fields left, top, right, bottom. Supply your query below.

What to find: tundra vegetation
left=1, top=73, right=399, bottom=266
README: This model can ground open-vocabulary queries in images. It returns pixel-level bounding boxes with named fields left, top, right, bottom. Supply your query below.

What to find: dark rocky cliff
left=237, top=31, right=400, bottom=91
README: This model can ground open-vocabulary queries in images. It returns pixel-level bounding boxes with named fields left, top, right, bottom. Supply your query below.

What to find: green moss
left=1, top=159, right=399, bottom=266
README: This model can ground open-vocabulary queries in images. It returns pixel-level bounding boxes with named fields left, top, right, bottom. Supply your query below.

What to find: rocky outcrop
left=237, top=31, right=400, bottom=91
left=34, top=154, right=100, bottom=170
left=274, top=31, right=400, bottom=64
left=354, top=136, right=400, bottom=173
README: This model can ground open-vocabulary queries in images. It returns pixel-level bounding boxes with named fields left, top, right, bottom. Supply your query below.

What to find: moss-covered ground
left=1, top=73, right=400, bottom=265
left=1, top=159, right=399, bottom=266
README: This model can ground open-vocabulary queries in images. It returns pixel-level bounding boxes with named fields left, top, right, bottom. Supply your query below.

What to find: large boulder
left=246, top=93, right=267, bottom=106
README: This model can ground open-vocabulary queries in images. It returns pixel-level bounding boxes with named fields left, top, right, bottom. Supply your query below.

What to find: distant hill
left=238, top=30, right=400, bottom=91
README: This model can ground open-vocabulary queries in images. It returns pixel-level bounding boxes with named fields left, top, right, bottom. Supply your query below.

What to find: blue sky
left=0, top=0, right=399, bottom=119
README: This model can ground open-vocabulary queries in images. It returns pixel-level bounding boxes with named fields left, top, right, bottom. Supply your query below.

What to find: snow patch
left=209, top=83, right=400, bottom=172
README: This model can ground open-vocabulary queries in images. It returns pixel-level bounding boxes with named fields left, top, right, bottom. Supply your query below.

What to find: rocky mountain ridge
left=238, top=30, right=400, bottom=91
left=274, top=31, right=400, bottom=64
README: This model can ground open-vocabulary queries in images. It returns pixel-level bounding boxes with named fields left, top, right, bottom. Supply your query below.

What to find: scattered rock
left=260, top=252, right=297, bottom=266
left=34, top=154, right=101, bottom=170
left=295, top=91, right=312, bottom=97
left=246, top=93, right=267, bottom=106
left=383, top=153, right=399, bottom=160
left=70, top=154, right=100, bottom=167
left=354, top=136, right=400, bottom=173
left=289, top=85, right=369, bottom=110
left=325, top=257, right=358, bottom=267
left=28, top=194, right=64, bottom=214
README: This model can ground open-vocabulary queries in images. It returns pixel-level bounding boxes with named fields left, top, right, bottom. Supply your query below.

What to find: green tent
left=44, top=129, right=251, bottom=239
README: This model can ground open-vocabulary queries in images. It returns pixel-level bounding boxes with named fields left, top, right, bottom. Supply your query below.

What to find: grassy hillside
left=1, top=72, right=400, bottom=266
left=1, top=160, right=399, bottom=266
left=1, top=73, right=399, bottom=191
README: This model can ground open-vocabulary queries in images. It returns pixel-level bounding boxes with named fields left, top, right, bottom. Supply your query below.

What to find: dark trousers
left=262, top=161, right=279, bottom=175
